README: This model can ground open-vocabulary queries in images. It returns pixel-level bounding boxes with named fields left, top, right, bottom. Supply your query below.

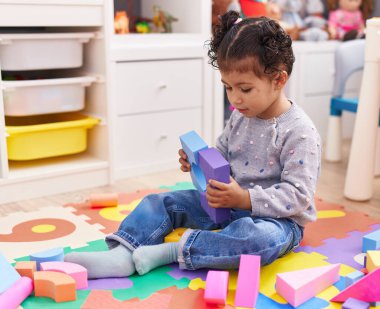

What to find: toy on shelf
left=114, top=11, right=130, bottom=34
left=136, top=21, right=151, bottom=33
left=152, top=5, right=178, bottom=33
left=240, top=0, right=267, bottom=17
left=272, top=0, right=329, bottom=41
left=327, top=0, right=374, bottom=41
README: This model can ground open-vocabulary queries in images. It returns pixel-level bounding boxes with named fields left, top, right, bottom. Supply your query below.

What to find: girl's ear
left=273, top=70, right=288, bottom=90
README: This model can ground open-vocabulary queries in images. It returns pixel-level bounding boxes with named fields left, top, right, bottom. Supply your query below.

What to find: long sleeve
left=249, top=124, right=320, bottom=224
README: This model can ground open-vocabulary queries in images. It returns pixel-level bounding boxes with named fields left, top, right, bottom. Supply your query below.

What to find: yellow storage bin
left=5, top=113, right=100, bottom=161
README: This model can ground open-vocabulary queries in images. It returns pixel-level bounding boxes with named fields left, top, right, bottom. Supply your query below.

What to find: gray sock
left=132, top=242, right=179, bottom=275
left=64, top=244, right=135, bottom=279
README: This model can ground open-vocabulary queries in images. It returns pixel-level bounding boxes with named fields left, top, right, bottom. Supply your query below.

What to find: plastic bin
left=0, top=32, right=95, bottom=71
left=5, top=113, right=100, bottom=161
left=2, top=76, right=96, bottom=116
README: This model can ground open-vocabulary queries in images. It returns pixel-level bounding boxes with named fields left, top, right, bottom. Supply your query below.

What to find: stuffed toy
left=272, top=0, right=329, bottom=41
left=327, top=0, right=374, bottom=41
left=299, top=0, right=329, bottom=41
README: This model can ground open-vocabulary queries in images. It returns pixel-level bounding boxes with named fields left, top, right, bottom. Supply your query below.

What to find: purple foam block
left=200, top=192, right=230, bottom=223
left=198, top=148, right=231, bottom=223
left=199, top=148, right=230, bottom=184
left=342, top=297, right=370, bottom=309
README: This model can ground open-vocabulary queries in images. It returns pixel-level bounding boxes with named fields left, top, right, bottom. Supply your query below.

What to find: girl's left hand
left=206, top=176, right=251, bottom=210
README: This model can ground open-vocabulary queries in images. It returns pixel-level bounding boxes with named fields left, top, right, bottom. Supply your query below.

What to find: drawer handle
left=159, top=135, right=168, bottom=140
left=158, top=83, right=167, bottom=90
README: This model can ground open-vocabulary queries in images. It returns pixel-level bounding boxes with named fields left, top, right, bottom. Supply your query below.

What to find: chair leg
left=375, top=127, right=380, bottom=177
left=325, top=115, right=342, bottom=162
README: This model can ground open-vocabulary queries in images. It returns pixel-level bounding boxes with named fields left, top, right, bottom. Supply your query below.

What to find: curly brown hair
left=207, top=11, right=295, bottom=79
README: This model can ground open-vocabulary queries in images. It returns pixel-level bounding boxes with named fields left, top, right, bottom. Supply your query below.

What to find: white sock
left=132, top=242, right=179, bottom=275
left=64, top=245, right=135, bottom=279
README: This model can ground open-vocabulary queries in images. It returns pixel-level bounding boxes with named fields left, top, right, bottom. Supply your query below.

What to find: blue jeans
left=106, top=190, right=303, bottom=270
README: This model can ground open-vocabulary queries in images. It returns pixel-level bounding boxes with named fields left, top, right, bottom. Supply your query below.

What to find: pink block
left=0, top=277, right=33, bottom=309
left=234, top=254, right=261, bottom=308
left=204, top=270, right=229, bottom=305
left=276, top=264, right=340, bottom=307
left=40, top=261, right=88, bottom=289
left=331, top=267, right=380, bottom=303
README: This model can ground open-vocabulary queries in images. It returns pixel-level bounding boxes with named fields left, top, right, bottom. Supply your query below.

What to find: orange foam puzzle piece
left=15, top=261, right=37, bottom=280
left=34, top=271, right=76, bottom=302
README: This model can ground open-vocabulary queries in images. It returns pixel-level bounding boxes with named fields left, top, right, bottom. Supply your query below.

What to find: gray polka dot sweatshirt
left=216, top=103, right=321, bottom=227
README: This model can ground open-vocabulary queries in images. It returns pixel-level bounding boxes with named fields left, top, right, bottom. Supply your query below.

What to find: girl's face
left=220, top=69, right=288, bottom=119
left=339, top=0, right=362, bottom=11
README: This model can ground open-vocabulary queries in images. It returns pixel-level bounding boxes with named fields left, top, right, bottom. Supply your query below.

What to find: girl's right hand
left=178, top=149, right=191, bottom=172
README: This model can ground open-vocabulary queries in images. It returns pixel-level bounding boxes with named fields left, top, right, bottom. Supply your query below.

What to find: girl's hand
left=178, top=149, right=191, bottom=172
left=206, top=176, right=251, bottom=210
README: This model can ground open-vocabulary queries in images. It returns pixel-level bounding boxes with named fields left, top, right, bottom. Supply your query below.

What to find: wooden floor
left=1, top=141, right=379, bottom=217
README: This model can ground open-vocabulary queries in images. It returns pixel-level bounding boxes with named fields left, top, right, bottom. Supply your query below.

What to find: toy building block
left=199, top=148, right=231, bottom=223
left=164, top=227, right=188, bottom=243
left=89, top=193, right=118, bottom=208
left=180, top=130, right=208, bottom=192
left=34, top=271, right=76, bottom=302
left=40, top=261, right=88, bottom=289
left=204, top=270, right=229, bottom=305
left=345, top=270, right=364, bottom=288
left=0, top=277, right=33, bottom=309
left=199, top=147, right=231, bottom=223
left=234, top=254, right=261, bottom=308
left=180, top=131, right=231, bottom=223
left=276, top=263, right=340, bottom=307
left=30, top=247, right=64, bottom=270
left=0, top=252, right=21, bottom=294
left=179, top=130, right=208, bottom=166
left=366, top=250, right=380, bottom=272
left=331, top=267, right=380, bottom=303
left=15, top=261, right=37, bottom=280
left=342, top=297, right=370, bottom=309
left=362, top=229, right=380, bottom=253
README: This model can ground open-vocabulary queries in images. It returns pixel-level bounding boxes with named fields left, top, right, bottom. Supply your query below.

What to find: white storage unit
left=0, top=0, right=214, bottom=203
left=108, top=0, right=214, bottom=179
left=0, top=0, right=110, bottom=203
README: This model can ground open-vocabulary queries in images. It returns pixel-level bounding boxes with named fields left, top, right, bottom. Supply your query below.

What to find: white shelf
left=6, top=154, right=108, bottom=182
left=0, top=155, right=109, bottom=204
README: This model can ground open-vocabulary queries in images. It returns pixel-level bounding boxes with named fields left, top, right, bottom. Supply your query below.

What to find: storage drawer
left=0, top=1, right=103, bottom=27
left=5, top=113, right=99, bottom=161
left=114, top=59, right=202, bottom=115
left=2, top=76, right=96, bottom=116
left=115, top=108, right=202, bottom=170
left=0, top=33, right=95, bottom=71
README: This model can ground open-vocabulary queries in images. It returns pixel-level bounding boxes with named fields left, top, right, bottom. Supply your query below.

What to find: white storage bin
left=0, top=32, right=95, bottom=71
left=2, top=76, right=96, bottom=116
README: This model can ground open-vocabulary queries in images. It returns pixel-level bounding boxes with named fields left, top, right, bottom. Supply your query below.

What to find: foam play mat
left=1, top=181, right=379, bottom=308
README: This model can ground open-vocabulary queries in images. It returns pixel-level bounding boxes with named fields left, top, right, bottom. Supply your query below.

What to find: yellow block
left=164, top=227, right=221, bottom=243
left=366, top=250, right=380, bottom=272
